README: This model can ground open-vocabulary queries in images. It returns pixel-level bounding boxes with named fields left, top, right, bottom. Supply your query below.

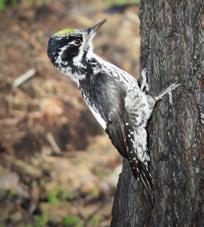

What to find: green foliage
left=47, top=187, right=75, bottom=205
left=60, top=189, right=75, bottom=200
left=34, top=215, right=48, bottom=227
left=0, top=0, right=6, bottom=10
left=0, top=0, right=17, bottom=10
left=105, top=0, right=140, bottom=7
left=89, top=215, right=101, bottom=226
left=0, top=0, right=47, bottom=11
left=47, top=187, right=61, bottom=205
left=11, top=0, right=17, bottom=6
left=62, top=216, right=83, bottom=227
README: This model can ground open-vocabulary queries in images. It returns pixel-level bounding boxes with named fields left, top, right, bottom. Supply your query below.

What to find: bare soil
left=0, top=1, right=140, bottom=226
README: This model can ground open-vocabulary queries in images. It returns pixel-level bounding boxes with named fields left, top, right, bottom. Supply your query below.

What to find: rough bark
left=111, top=1, right=204, bottom=226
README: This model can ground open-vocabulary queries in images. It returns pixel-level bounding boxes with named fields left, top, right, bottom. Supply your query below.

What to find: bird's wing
left=105, top=108, right=133, bottom=160
left=81, top=71, right=153, bottom=202
left=105, top=108, right=153, bottom=203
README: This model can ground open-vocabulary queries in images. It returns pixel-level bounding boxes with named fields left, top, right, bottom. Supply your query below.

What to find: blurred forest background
left=0, top=0, right=141, bottom=226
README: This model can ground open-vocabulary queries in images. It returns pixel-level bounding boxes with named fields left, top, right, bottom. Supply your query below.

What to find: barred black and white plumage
left=47, top=19, right=179, bottom=203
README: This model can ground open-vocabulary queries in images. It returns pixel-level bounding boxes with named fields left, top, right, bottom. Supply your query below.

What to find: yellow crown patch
left=54, top=28, right=77, bottom=36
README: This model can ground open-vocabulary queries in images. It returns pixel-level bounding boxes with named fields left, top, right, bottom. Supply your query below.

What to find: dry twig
left=12, top=68, right=36, bottom=89
left=46, top=132, right=61, bottom=154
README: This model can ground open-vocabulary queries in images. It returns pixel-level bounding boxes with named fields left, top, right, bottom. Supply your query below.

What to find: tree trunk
left=111, top=1, right=204, bottom=226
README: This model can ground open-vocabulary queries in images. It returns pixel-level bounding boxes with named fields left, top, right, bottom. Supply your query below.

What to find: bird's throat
left=60, top=53, right=102, bottom=85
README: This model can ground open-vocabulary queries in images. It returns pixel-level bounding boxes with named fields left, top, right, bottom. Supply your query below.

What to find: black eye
left=74, top=39, right=81, bottom=45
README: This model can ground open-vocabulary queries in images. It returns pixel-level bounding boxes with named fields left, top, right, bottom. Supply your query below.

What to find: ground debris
left=0, top=0, right=140, bottom=226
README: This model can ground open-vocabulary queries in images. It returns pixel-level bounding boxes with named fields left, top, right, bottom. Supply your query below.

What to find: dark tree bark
left=111, top=1, right=204, bottom=226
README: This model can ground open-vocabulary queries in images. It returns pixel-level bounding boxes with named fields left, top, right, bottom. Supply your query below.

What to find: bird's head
left=47, top=19, right=106, bottom=73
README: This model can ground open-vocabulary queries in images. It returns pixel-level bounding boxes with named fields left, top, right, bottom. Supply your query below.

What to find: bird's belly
left=131, top=106, right=151, bottom=127
left=125, top=91, right=153, bottom=127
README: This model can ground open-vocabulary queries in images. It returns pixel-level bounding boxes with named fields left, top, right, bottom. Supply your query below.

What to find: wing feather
left=105, top=104, right=153, bottom=203
left=80, top=72, right=153, bottom=203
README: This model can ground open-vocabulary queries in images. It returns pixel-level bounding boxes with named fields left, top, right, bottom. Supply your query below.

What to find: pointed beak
left=86, top=19, right=107, bottom=37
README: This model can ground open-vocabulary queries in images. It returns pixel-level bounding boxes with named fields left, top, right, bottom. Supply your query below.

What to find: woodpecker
left=47, top=19, right=179, bottom=203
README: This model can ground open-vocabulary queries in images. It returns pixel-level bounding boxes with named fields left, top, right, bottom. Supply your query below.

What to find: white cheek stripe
left=73, top=35, right=87, bottom=67
left=56, top=46, right=68, bottom=66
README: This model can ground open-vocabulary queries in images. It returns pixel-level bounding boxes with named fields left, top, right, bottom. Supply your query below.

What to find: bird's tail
left=130, top=161, right=154, bottom=205
left=138, top=161, right=154, bottom=205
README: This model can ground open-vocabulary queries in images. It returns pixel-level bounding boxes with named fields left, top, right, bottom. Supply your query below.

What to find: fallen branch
left=12, top=68, right=36, bottom=89
left=46, top=132, right=61, bottom=154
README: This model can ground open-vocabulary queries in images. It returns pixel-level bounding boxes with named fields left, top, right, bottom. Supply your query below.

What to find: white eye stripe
left=69, top=40, right=76, bottom=45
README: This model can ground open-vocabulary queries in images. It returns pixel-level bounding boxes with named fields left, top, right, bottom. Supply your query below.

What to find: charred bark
left=111, top=1, right=204, bottom=226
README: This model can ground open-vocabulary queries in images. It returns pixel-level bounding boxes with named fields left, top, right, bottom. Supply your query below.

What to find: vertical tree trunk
left=111, top=1, right=204, bottom=226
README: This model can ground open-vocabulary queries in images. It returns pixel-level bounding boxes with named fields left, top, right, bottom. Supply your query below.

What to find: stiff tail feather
left=138, top=162, right=154, bottom=205
left=130, top=161, right=154, bottom=205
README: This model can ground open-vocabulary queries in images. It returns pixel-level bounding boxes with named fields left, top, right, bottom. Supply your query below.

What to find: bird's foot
left=155, top=83, right=180, bottom=104
left=140, top=69, right=149, bottom=93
